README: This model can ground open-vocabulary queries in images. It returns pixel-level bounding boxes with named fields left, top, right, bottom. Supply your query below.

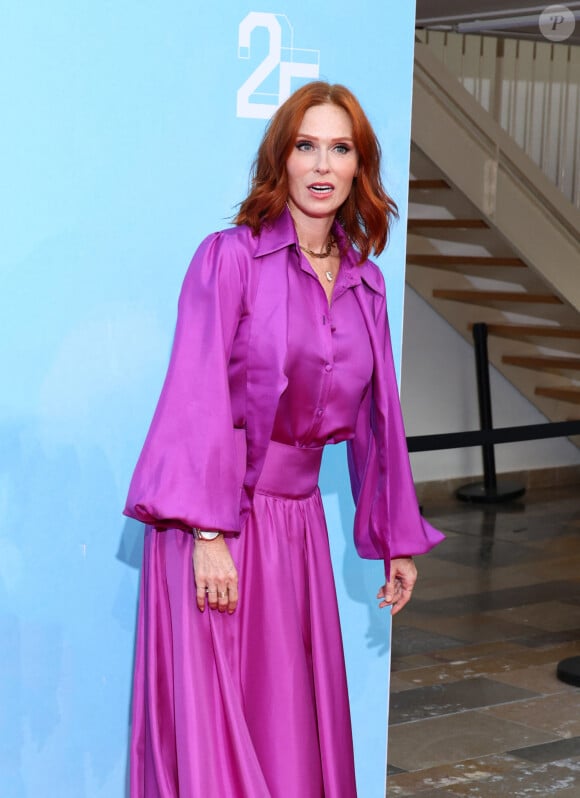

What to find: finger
left=227, top=582, right=239, bottom=615
left=195, top=585, right=206, bottom=613
left=378, top=582, right=395, bottom=609
left=390, top=585, right=414, bottom=616
left=206, top=587, right=218, bottom=611
left=216, top=583, right=229, bottom=613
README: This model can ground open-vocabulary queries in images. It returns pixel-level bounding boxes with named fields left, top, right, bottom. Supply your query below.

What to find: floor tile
left=513, top=627, right=580, bottom=649
left=391, top=625, right=465, bottom=657
left=392, top=652, right=560, bottom=689
left=395, top=610, right=534, bottom=644
left=485, top=600, right=580, bottom=633
left=390, top=673, right=422, bottom=693
left=386, top=763, right=407, bottom=776
left=488, top=662, right=576, bottom=696
left=391, top=653, right=444, bottom=672
left=508, top=735, right=580, bottom=763
left=389, top=678, right=538, bottom=724
left=387, top=711, right=557, bottom=771
left=482, top=692, right=580, bottom=738
left=410, top=580, right=580, bottom=617
left=432, top=640, right=529, bottom=663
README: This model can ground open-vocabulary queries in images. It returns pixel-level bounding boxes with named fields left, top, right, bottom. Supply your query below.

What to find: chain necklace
left=299, top=235, right=335, bottom=259
left=299, top=235, right=336, bottom=281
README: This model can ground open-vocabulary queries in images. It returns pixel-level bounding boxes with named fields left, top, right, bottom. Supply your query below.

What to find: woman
left=125, top=81, right=444, bottom=797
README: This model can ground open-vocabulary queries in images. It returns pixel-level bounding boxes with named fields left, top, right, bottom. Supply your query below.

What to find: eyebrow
left=296, top=133, right=355, bottom=143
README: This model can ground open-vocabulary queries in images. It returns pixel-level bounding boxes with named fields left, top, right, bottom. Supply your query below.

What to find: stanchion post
left=456, top=323, right=525, bottom=503
left=473, top=323, right=497, bottom=494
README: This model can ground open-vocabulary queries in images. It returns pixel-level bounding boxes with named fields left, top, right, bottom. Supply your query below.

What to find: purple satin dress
left=125, top=214, right=444, bottom=797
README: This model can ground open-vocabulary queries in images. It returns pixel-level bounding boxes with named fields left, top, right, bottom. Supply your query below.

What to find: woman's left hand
left=376, top=557, right=417, bottom=616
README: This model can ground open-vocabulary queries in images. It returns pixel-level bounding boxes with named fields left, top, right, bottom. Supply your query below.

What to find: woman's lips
left=307, top=183, right=334, bottom=196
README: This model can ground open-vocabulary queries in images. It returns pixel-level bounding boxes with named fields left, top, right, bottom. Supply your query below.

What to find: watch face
left=195, top=529, right=219, bottom=540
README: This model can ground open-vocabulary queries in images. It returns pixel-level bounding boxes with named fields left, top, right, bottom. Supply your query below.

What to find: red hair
left=235, top=81, right=398, bottom=263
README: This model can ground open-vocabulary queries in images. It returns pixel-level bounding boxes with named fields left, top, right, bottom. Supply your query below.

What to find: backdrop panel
left=0, top=3, right=416, bottom=795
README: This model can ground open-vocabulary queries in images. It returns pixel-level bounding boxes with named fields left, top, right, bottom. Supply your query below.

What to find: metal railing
left=417, top=30, right=580, bottom=208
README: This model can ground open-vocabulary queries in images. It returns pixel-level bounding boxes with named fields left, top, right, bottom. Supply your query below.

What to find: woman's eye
left=296, top=141, right=313, bottom=151
left=334, top=144, right=351, bottom=154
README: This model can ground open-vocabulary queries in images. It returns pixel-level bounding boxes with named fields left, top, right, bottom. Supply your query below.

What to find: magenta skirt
left=130, top=441, right=357, bottom=797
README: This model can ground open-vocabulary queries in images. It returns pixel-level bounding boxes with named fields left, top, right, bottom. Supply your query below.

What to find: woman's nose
left=315, top=149, right=330, bottom=173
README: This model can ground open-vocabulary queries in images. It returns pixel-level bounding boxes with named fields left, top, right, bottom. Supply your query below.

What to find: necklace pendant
left=325, top=271, right=334, bottom=282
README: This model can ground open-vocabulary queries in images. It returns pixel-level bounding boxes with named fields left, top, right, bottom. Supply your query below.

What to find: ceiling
left=416, top=1, right=580, bottom=44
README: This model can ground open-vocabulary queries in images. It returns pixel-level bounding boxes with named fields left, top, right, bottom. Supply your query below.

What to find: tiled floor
left=387, top=484, right=580, bottom=796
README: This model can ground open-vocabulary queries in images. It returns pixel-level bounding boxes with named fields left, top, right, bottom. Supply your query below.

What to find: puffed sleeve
left=123, top=232, right=246, bottom=534
left=348, top=287, right=445, bottom=561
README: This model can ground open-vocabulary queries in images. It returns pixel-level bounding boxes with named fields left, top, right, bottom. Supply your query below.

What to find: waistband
left=256, top=440, right=323, bottom=499
left=234, top=429, right=323, bottom=500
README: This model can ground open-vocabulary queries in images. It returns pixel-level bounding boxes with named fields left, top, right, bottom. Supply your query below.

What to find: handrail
left=413, top=41, right=580, bottom=312
left=417, top=30, right=580, bottom=209
left=414, top=42, right=580, bottom=242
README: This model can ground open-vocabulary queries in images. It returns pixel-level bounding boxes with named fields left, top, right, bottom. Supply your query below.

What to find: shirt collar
left=254, top=206, right=298, bottom=257
left=253, top=206, right=385, bottom=297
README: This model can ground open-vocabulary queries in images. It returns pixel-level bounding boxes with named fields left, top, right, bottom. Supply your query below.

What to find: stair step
left=409, top=179, right=450, bottom=190
left=535, top=387, right=580, bottom=405
left=433, top=290, right=563, bottom=304
left=408, top=254, right=524, bottom=267
left=408, top=218, right=488, bottom=230
left=503, top=355, right=580, bottom=371
left=482, top=324, right=580, bottom=340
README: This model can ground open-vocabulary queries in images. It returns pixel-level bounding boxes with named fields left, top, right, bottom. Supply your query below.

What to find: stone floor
left=387, top=484, right=580, bottom=797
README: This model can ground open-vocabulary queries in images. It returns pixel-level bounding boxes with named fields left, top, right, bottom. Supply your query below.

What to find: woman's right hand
left=193, top=534, right=239, bottom=614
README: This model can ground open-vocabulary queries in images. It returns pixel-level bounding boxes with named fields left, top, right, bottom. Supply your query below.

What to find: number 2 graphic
left=237, top=12, right=320, bottom=119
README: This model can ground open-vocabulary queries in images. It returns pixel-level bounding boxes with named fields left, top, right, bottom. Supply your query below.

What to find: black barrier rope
left=405, top=322, right=580, bottom=504
left=407, top=419, right=580, bottom=453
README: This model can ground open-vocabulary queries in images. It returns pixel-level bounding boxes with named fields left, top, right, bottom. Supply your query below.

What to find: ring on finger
left=218, top=591, right=227, bottom=598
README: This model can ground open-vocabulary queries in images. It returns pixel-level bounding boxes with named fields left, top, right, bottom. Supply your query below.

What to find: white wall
left=401, top=287, right=580, bottom=483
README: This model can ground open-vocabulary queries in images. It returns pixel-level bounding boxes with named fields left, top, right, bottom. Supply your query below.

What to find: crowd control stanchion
left=456, top=323, right=525, bottom=504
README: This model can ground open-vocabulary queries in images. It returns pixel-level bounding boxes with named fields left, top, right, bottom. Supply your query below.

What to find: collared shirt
left=271, top=247, right=373, bottom=447
left=125, top=207, right=445, bottom=560
left=227, top=210, right=377, bottom=449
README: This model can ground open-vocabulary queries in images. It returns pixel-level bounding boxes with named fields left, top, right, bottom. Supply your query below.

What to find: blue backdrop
left=0, top=3, right=416, bottom=795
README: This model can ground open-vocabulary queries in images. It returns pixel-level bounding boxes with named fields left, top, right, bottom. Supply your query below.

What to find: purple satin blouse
left=124, top=208, right=445, bottom=563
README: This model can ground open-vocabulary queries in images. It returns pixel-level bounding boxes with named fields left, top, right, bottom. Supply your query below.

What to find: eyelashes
left=295, top=140, right=353, bottom=154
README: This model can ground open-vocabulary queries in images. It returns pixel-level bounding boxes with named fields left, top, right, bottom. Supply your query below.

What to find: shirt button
left=316, top=408, right=324, bottom=417
left=324, top=363, right=333, bottom=373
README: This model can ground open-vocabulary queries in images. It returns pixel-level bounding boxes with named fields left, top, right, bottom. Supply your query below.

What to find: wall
left=401, top=288, right=580, bottom=483
left=0, top=3, right=417, bottom=796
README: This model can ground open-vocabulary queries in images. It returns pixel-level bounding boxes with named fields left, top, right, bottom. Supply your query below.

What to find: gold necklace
left=299, top=235, right=335, bottom=259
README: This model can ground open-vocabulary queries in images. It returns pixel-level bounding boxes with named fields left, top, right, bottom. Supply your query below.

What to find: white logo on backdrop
left=237, top=12, right=320, bottom=119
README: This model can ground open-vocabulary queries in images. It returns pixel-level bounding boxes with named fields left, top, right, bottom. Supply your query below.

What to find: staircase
left=407, top=37, right=580, bottom=433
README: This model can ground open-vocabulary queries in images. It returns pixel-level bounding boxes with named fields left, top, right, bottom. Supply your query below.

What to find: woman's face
left=286, top=103, right=358, bottom=227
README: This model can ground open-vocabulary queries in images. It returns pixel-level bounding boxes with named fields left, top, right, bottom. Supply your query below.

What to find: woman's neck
left=287, top=205, right=335, bottom=253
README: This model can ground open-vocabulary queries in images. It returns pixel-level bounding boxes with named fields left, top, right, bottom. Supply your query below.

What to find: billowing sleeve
left=123, top=232, right=246, bottom=534
left=348, top=285, right=445, bottom=562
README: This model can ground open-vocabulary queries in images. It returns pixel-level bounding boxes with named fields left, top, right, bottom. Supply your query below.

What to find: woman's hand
left=193, top=535, right=239, bottom=614
left=376, top=557, right=417, bottom=616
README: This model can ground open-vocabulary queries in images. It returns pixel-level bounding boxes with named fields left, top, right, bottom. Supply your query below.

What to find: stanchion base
left=557, top=657, right=580, bottom=687
left=456, top=481, right=526, bottom=504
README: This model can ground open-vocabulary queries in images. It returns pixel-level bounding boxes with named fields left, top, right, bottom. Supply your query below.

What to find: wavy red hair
left=235, top=81, right=398, bottom=263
